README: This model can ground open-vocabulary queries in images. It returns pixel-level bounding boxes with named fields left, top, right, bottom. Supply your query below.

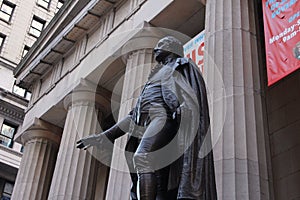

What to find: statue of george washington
left=77, top=36, right=217, bottom=200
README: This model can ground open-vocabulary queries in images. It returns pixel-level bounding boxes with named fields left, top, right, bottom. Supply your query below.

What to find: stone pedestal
left=11, top=118, right=62, bottom=200
left=105, top=48, right=153, bottom=200
left=48, top=89, right=109, bottom=200
left=204, top=0, right=271, bottom=199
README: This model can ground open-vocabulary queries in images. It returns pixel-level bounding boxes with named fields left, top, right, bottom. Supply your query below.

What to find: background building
left=0, top=0, right=64, bottom=199
left=12, top=0, right=300, bottom=199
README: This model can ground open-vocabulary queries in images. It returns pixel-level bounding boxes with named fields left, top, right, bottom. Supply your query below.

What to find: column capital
left=63, top=78, right=111, bottom=114
left=18, top=118, right=62, bottom=145
left=120, top=22, right=164, bottom=61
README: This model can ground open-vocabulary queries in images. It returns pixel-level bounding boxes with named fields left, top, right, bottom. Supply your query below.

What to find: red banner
left=184, top=30, right=205, bottom=73
left=262, top=0, right=300, bottom=86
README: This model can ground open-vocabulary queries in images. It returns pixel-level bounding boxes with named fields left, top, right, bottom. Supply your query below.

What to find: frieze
left=0, top=100, right=25, bottom=123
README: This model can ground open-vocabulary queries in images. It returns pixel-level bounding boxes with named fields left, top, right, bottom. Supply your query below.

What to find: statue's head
left=154, top=36, right=183, bottom=63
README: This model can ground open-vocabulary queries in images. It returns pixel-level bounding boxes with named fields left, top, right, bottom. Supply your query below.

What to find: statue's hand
left=76, top=133, right=105, bottom=150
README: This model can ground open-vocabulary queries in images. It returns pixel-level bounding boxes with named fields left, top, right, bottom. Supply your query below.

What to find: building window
left=22, top=45, right=30, bottom=58
left=12, top=84, right=31, bottom=100
left=0, top=34, right=5, bottom=53
left=0, top=0, right=15, bottom=22
left=29, top=16, right=45, bottom=38
left=1, top=180, right=14, bottom=199
left=55, top=0, right=64, bottom=13
left=12, top=85, right=25, bottom=97
left=37, top=0, right=51, bottom=9
left=0, top=122, right=17, bottom=148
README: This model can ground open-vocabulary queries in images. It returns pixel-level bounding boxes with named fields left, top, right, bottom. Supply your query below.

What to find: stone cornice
left=0, top=88, right=29, bottom=107
left=0, top=144, right=22, bottom=157
left=0, top=56, right=17, bottom=71
left=0, top=99, right=25, bottom=124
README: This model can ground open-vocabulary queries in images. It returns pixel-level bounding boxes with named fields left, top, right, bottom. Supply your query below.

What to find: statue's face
left=154, top=49, right=170, bottom=63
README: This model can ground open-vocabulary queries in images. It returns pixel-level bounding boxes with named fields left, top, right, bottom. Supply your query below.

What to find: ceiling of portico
left=150, top=0, right=205, bottom=38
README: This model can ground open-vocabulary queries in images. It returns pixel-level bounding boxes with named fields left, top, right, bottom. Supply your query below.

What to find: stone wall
left=266, top=70, right=300, bottom=200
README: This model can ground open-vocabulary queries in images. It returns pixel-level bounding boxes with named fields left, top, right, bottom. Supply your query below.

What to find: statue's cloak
left=161, top=57, right=217, bottom=200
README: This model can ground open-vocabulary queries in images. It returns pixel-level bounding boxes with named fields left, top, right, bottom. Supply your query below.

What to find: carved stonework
left=0, top=100, right=25, bottom=124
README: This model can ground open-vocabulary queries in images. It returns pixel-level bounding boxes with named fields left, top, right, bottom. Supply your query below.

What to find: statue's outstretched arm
left=102, top=114, right=132, bottom=141
left=76, top=113, right=133, bottom=150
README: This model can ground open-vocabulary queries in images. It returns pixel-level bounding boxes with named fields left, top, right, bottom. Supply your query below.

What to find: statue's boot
left=156, top=192, right=168, bottom=200
left=139, top=173, right=157, bottom=200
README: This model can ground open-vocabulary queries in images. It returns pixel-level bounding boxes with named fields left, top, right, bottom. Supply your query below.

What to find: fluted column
left=48, top=87, right=109, bottom=200
left=204, top=1, right=271, bottom=200
left=105, top=48, right=154, bottom=200
left=12, top=118, right=62, bottom=200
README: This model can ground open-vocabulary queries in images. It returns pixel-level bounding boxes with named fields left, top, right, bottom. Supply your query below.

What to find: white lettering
left=269, top=36, right=275, bottom=44
left=283, top=31, right=297, bottom=42
left=291, top=24, right=295, bottom=32
left=269, top=21, right=300, bottom=44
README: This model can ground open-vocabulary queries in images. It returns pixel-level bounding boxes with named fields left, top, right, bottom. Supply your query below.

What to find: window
left=12, top=84, right=32, bottom=100
left=55, top=0, right=64, bottom=13
left=0, top=33, right=5, bottom=53
left=29, top=16, right=45, bottom=38
left=0, top=122, right=17, bottom=148
left=1, top=181, right=14, bottom=199
left=37, top=0, right=51, bottom=9
left=0, top=1, right=15, bottom=22
left=12, top=85, right=25, bottom=97
left=22, top=45, right=30, bottom=58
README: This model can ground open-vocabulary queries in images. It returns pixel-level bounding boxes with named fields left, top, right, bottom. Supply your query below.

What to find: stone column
left=105, top=48, right=154, bottom=200
left=11, top=118, right=62, bottom=200
left=48, top=85, right=110, bottom=200
left=204, top=0, right=271, bottom=200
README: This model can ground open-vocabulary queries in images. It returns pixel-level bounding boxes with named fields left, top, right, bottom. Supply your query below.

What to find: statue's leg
left=125, top=136, right=140, bottom=200
left=155, top=166, right=170, bottom=200
left=133, top=114, right=178, bottom=200
left=138, top=172, right=157, bottom=200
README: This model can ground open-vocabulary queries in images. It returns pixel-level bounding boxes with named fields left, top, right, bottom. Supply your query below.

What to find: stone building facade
left=0, top=0, right=64, bottom=199
left=12, top=0, right=300, bottom=199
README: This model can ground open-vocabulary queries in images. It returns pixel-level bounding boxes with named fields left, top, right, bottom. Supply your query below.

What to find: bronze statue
left=77, top=36, right=217, bottom=200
